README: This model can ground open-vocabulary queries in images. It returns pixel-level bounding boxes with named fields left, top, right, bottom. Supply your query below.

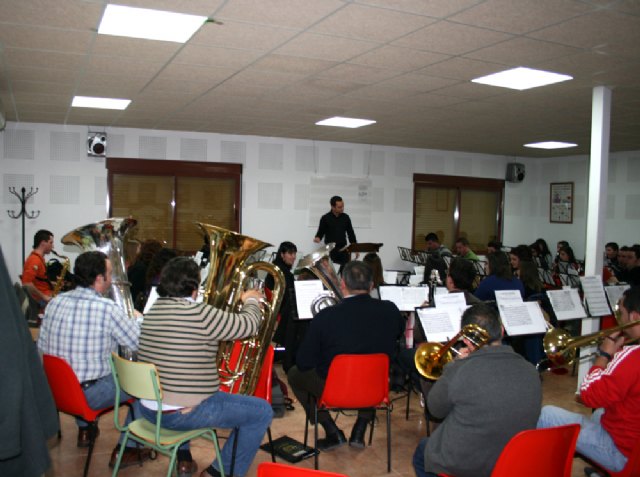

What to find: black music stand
left=343, top=242, right=383, bottom=259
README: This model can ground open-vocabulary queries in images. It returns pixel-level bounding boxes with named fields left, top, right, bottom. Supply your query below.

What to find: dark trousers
left=287, top=366, right=374, bottom=428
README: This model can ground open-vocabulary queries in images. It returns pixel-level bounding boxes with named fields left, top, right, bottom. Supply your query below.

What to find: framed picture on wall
left=550, top=182, right=573, bottom=224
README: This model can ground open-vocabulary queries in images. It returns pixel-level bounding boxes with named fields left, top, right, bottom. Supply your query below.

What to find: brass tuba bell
left=294, top=243, right=343, bottom=316
left=198, top=223, right=285, bottom=395
left=61, top=218, right=138, bottom=359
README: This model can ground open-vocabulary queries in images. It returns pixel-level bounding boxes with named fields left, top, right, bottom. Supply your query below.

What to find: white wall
left=503, top=151, right=640, bottom=261
left=2, top=121, right=638, bottom=281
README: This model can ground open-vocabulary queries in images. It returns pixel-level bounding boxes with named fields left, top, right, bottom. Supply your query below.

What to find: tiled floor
left=44, top=367, right=592, bottom=477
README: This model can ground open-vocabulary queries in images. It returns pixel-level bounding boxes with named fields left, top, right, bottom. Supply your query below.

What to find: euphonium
left=542, top=309, right=640, bottom=367
left=61, top=218, right=138, bottom=358
left=295, top=243, right=343, bottom=316
left=414, top=323, right=490, bottom=380
left=198, top=223, right=285, bottom=396
left=50, top=250, right=70, bottom=296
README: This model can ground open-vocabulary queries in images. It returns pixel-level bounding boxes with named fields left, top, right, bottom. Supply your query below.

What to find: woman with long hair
left=474, top=252, right=524, bottom=301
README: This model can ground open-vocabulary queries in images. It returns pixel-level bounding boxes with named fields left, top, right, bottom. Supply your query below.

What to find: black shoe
left=77, top=426, right=100, bottom=448
left=584, top=468, right=605, bottom=477
left=349, top=418, right=368, bottom=449
left=317, top=430, right=347, bottom=451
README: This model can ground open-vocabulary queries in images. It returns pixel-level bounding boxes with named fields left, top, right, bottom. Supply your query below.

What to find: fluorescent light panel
left=524, top=141, right=577, bottom=149
left=98, top=4, right=207, bottom=43
left=316, top=116, right=376, bottom=128
left=72, top=96, right=131, bottom=110
left=472, top=67, right=572, bottom=91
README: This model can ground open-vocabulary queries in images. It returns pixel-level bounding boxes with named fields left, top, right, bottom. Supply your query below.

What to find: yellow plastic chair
left=109, top=353, right=224, bottom=477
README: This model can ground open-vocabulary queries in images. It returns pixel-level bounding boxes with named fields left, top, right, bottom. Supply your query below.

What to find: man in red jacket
left=537, top=286, right=640, bottom=474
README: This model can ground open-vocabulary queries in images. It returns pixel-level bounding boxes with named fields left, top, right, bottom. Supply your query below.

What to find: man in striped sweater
left=537, top=286, right=640, bottom=475
left=138, top=257, right=272, bottom=477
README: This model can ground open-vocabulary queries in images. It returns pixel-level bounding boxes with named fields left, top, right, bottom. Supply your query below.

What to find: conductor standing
left=314, top=195, right=357, bottom=266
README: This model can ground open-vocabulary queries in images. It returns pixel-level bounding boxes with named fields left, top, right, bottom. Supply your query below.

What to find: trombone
left=414, top=323, right=490, bottom=380
left=542, top=306, right=640, bottom=367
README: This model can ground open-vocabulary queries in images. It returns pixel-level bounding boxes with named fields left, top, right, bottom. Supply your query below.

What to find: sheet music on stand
left=546, top=288, right=587, bottom=321
left=604, top=284, right=630, bottom=311
left=379, top=285, right=429, bottom=311
left=579, top=275, right=612, bottom=317
left=433, top=291, right=467, bottom=312
left=416, top=306, right=462, bottom=343
left=494, top=290, right=547, bottom=336
left=293, top=280, right=326, bottom=320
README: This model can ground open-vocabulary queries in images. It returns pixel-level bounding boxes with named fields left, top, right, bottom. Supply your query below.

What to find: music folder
left=293, top=280, right=325, bottom=319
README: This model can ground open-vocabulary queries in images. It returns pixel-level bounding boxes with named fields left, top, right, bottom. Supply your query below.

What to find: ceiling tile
left=174, top=44, right=262, bottom=69
left=275, top=32, right=379, bottom=62
left=352, top=0, right=484, bottom=17
left=0, top=0, right=103, bottom=29
left=465, top=37, right=582, bottom=67
left=216, top=0, right=345, bottom=29
left=0, top=25, right=93, bottom=53
left=311, top=3, right=436, bottom=42
left=350, top=45, right=450, bottom=71
left=316, top=63, right=398, bottom=84
left=252, top=54, right=338, bottom=75
left=190, top=20, right=298, bottom=51
left=416, top=57, right=506, bottom=80
left=393, top=20, right=513, bottom=55
left=448, top=0, right=594, bottom=34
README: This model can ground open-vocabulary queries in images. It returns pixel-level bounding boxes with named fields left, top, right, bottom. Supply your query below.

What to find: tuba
left=61, top=218, right=138, bottom=358
left=414, top=323, right=489, bottom=380
left=198, top=223, right=285, bottom=395
left=295, top=243, right=343, bottom=316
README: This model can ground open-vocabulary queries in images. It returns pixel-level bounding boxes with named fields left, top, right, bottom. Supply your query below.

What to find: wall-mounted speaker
left=88, top=132, right=107, bottom=156
left=506, top=162, right=525, bottom=183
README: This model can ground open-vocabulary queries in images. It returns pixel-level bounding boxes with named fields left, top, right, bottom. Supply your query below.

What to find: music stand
left=343, top=242, right=383, bottom=258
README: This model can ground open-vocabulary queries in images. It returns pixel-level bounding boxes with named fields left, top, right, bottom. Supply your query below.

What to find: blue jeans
left=537, top=405, right=627, bottom=472
left=139, top=392, right=273, bottom=477
left=80, top=374, right=136, bottom=447
left=412, top=438, right=439, bottom=477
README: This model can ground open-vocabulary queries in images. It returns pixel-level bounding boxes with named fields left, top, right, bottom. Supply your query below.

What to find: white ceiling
left=1, top=0, right=639, bottom=158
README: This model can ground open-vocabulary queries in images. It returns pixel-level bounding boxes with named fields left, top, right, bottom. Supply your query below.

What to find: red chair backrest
left=258, top=462, right=349, bottom=477
left=319, top=353, right=389, bottom=409
left=42, top=354, right=104, bottom=422
left=253, top=345, right=274, bottom=403
left=491, top=424, right=580, bottom=477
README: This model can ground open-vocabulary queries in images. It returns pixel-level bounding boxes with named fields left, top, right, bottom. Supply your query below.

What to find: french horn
left=198, top=223, right=285, bottom=395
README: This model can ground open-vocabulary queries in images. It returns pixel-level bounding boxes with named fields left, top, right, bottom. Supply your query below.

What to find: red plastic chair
left=438, top=424, right=580, bottom=477
left=304, top=353, right=391, bottom=472
left=582, top=438, right=640, bottom=477
left=42, top=354, right=119, bottom=477
left=258, top=462, right=349, bottom=476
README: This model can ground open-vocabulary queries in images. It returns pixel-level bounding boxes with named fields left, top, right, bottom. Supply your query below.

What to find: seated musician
left=413, top=303, right=541, bottom=477
left=287, top=261, right=404, bottom=450
left=537, top=286, right=640, bottom=475
left=138, top=257, right=272, bottom=477
left=21, top=229, right=55, bottom=308
left=37, top=251, right=151, bottom=467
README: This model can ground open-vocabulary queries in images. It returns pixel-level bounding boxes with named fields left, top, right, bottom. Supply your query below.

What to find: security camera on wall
left=88, top=132, right=107, bottom=156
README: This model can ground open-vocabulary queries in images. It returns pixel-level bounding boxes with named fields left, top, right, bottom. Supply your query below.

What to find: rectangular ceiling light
left=524, top=141, right=577, bottom=149
left=315, top=116, right=376, bottom=128
left=472, top=67, right=572, bottom=91
left=98, top=4, right=207, bottom=43
left=72, top=96, right=131, bottom=110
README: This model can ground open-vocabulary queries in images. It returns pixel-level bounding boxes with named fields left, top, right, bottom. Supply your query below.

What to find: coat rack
left=7, top=187, right=40, bottom=266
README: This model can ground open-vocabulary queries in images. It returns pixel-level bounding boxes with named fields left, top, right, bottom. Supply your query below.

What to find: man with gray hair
left=288, top=261, right=404, bottom=450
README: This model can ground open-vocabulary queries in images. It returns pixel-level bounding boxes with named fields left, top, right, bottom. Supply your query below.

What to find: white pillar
left=577, top=86, right=611, bottom=388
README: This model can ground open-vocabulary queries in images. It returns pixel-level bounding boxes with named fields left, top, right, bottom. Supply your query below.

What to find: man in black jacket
left=288, top=261, right=404, bottom=450
left=314, top=195, right=357, bottom=266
